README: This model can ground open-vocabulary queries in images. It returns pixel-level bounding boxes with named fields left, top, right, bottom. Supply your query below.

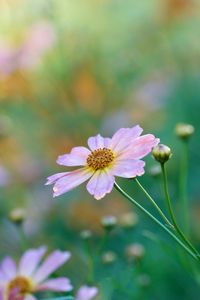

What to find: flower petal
left=19, top=246, right=46, bottom=277
left=109, top=125, right=143, bottom=154
left=0, top=270, right=8, bottom=285
left=76, top=286, right=98, bottom=300
left=1, top=257, right=17, bottom=279
left=8, top=288, right=23, bottom=300
left=32, top=250, right=71, bottom=284
left=45, top=172, right=68, bottom=185
left=53, top=168, right=93, bottom=197
left=86, top=169, right=115, bottom=200
left=57, top=147, right=90, bottom=167
left=88, top=134, right=111, bottom=151
left=111, top=159, right=145, bottom=178
left=119, top=135, right=159, bottom=160
left=37, top=277, right=73, bottom=292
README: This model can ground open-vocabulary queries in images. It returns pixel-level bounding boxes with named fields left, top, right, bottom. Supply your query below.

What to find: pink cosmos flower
left=76, top=285, right=98, bottom=300
left=19, top=21, right=56, bottom=69
left=0, top=21, right=56, bottom=77
left=46, top=125, right=159, bottom=200
left=0, top=43, right=18, bottom=77
left=0, top=247, right=72, bottom=300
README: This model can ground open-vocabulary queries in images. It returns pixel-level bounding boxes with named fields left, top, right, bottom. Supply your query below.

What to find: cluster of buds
left=152, top=123, right=194, bottom=165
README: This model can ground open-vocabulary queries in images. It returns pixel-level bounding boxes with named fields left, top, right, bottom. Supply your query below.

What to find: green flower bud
left=101, top=251, right=117, bottom=264
left=152, top=144, right=172, bottom=164
left=9, top=208, right=26, bottom=225
left=119, top=212, right=138, bottom=229
left=101, top=215, right=117, bottom=231
left=175, top=123, right=194, bottom=140
left=125, top=243, right=145, bottom=261
left=80, top=229, right=92, bottom=240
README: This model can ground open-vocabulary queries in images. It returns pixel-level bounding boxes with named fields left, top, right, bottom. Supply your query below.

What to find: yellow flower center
left=7, top=276, right=33, bottom=294
left=87, top=148, right=114, bottom=170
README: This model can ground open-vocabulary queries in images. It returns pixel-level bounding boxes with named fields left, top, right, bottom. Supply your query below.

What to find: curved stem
left=161, top=163, right=200, bottom=259
left=135, top=178, right=174, bottom=229
left=114, top=182, right=197, bottom=261
left=179, top=140, right=189, bottom=234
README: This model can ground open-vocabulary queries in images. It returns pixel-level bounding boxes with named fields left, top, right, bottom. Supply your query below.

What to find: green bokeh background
left=0, top=0, right=200, bottom=299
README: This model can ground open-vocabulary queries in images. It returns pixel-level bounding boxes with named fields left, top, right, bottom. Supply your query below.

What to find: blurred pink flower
left=0, top=247, right=72, bottom=300
left=19, top=21, right=56, bottom=69
left=0, top=43, right=18, bottom=77
left=46, top=125, right=159, bottom=200
left=0, top=165, right=11, bottom=187
left=76, top=285, right=98, bottom=300
left=0, top=21, right=56, bottom=77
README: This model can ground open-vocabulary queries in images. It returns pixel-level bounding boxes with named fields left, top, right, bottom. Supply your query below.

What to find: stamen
left=7, top=276, right=32, bottom=294
left=87, top=147, right=114, bottom=170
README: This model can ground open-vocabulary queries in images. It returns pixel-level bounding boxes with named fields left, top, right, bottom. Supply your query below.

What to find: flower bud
left=80, top=229, right=92, bottom=240
left=9, top=208, right=26, bottom=225
left=152, top=144, right=172, bottom=164
left=101, top=251, right=117, bottom=264
left=175, top=123, right=194, bottom=140
left=101, top=215, right=117, bottom=232
left=125, top=243, right=145, bottom=261
left=119, top=212, right=138, bottom=229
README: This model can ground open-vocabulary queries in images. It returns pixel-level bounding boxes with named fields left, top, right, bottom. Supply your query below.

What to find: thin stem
left=161, top=163, right=200, bottom=259
left=83, top=239, right=95, bottom=283
left=15, top=224, right=28, bottom=251
left=135, top=178, right=174, bottom=229
left=97, top=231, right=109, bottom=254
left=114, top=182, right=197, bottom=261
left=179, top=140, right=189, bottom=234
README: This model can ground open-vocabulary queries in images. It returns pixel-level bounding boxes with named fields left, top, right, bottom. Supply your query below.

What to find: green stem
left=180, top=140, right=189, bottom=233
left=83, top=239, right=95, bottom=283
left=97, top=231, right=109, bottom=254
left=135, top=178, right=174, bottom=229
left=161, top=163, right=200, bottom=259
left=16, top=224, right=28, bottom=251
left=114, top=182, right=197, bottom=261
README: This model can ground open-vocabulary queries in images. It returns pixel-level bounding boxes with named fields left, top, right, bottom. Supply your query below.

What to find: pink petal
left=8, top=288, right=23, bottom=300
left=32, top=250, right=71, bottom=284
left=37, top=277, right=73, bottom=292
left=111, top=159, right=145, bottom=178
left=0, top=270, right=7, bottom=284
left=86, top=169, right=115, bottom=200
left=109, top=125, right=143, bottom=154
left=76, top=286, right=98, bottom=300
left=119, top=135, right=159, bottom=160
left=53, top=168, right=93, bottom=197
left=88, top=134, right=111, bottom=151
left=45, top=172, right=68, bottom=185
left=1, top=257, right=16, bottom=279
left=56, top=146, right=90, bottom=167
left=19, top=246, right=46, bottom=277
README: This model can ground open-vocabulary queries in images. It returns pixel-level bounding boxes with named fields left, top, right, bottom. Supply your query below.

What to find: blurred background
left=1, top=0, right=200, bottom=299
